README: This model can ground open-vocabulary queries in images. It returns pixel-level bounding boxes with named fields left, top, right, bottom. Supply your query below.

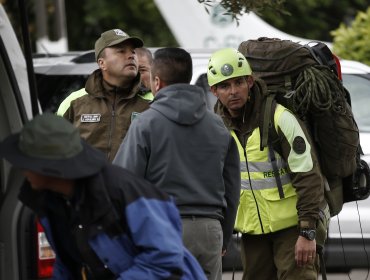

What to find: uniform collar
left=85, top=69, right=141, bottom=100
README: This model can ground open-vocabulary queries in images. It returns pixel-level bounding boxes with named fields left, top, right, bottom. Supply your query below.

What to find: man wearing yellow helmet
left=207, top=48, right=327, bottom=280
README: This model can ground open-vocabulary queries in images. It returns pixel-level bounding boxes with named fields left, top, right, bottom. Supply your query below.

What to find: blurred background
left=1, top=0, right=370, bottom=65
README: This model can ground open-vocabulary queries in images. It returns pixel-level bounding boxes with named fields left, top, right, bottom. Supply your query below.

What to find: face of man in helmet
left=210, top=75, right=254, bottom=117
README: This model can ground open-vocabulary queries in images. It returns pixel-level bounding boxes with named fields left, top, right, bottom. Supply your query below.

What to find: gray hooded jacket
left=113, top=83, right=240, bottom=248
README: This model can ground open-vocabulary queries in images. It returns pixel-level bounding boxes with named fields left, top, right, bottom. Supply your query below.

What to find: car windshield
left=343, top=73, right=370, bottom=133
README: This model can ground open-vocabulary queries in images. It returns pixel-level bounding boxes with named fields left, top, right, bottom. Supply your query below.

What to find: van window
left=36, top=74, right=88, bottom=113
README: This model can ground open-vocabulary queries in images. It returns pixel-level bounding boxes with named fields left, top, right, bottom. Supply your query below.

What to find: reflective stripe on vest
left=240, top=159, right=291, bottom=190
left=57, top=88, right=87, bottom=116
left=57, top=89, right=153, bottom=117
left=232, top=105, right=298, bottom=234
left=138, top=91, right=154, bottom=101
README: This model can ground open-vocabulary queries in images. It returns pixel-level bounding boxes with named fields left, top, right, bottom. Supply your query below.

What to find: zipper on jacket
left=107, top=91, right=117, bottom=160
left=242, top=137, right=264, bottom=234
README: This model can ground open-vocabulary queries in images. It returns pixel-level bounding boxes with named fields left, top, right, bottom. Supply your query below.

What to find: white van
left=0, top=4, right=57, bottom=280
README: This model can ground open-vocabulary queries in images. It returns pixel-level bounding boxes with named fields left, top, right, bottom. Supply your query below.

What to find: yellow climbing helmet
left=207, top=48, right=252, bottom=86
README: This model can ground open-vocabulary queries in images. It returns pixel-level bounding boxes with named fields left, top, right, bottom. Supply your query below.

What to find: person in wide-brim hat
left=0, top=113, right=107, bottom=180
left=0, top=113, right=207, bottom=280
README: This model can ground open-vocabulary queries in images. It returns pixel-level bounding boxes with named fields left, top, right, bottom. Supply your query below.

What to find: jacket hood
left=151, top=84, right=207, bottom=125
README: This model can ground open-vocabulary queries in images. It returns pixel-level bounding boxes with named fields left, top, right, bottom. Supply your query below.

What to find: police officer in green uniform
left=207, top=48, right=329, bottom=280
left=57, top=29, right=152, bottom=162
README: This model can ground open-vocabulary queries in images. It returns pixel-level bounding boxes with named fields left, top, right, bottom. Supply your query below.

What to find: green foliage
left=331, top=7, right=370, bottom=66
left=198, top=0, right=287, bottom=22
left=65, top=0, right=177, bottom=50
left=3, top=0, right=370, bottom=55
left=258, top=0, right=369, bottom=42
left=3, top=0, right=178, bottom=51
left=197, top=0, right=369, bottom=43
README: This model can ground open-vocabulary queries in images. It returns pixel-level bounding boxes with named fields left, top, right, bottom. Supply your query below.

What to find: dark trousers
left=240, top=226, right=319, bottom=280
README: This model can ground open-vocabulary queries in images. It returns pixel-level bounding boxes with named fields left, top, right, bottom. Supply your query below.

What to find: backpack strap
left=268, top=142, right=285, bottom=199
left=259, top=97, right=284, bottom=199
left=260, top=94, right=275, bottom=151
left=317, top=246, right=327, bottom=280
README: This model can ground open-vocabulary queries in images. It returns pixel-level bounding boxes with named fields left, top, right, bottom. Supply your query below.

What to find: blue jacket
left=19, top=164, right=206, bottom=280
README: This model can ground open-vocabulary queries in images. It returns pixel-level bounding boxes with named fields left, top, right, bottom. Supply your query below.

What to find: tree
left=3, top=0, right=177, bottom=52
left=3, top=0, right=370, bottom=53
left=198, top=0, right=286, bottom=21
left=200, top=0, right=369, bottom=42
left=65, top=0, right=177, bottom=50
left=331, top=7, right=370, bottom=66
left=258, top=0, right=368, bottom=42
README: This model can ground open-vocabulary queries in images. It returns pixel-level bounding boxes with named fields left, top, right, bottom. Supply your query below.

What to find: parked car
left=325, top=59, right=370, bottom=270
left=32, top=49, right=370, bottom=271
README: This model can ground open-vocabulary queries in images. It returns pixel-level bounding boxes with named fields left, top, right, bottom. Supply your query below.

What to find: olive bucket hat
left=0, top=113, right=107, bottom=179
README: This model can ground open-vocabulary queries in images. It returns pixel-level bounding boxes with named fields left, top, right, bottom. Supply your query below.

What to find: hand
left=295, top=236, right=316, bottom=267
left=221, top=249, right=227, bottom=257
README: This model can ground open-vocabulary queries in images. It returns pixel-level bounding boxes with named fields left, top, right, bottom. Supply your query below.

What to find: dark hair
left=152, top=47, right=192, bottom=85
left=136, top=47, right=153, bottom=64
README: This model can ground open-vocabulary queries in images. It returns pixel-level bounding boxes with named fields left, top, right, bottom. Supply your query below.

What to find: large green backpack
left=238, top=37, right=370, bottom=217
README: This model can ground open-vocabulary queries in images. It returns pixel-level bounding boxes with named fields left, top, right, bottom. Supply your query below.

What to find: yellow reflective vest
left=233, top=105, right=298, bottom=234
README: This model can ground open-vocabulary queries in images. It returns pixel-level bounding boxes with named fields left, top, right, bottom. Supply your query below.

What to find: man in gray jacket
left=113, top=47, right=240, bottom=280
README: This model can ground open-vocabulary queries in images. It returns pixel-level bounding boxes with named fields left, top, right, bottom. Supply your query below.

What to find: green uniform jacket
left=214, top=78, right=326, bottom=232
left=57, top=70, right=151, bottom=162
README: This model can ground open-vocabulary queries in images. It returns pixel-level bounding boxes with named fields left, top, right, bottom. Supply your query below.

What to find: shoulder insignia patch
left=293, top=136, right=306, bottom=154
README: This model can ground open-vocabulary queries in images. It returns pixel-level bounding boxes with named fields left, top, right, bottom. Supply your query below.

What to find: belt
left=181, top=215, right=218, bottom=220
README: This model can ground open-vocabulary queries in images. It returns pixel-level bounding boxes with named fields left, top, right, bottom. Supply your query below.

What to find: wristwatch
left=299, top=228, right=316, bottom=241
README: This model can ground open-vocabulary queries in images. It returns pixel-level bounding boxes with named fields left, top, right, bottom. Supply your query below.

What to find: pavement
left=222, top=269, right=370, bottom=280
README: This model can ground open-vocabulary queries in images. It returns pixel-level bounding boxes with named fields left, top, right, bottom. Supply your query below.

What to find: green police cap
left=95, top=29, right=144, bottom=61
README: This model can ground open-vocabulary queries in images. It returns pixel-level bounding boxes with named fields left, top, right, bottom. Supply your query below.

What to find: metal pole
left=18, top=0, right=39, bottom=117
left=35, top=0, right=47, bottom=39
left=55, top=0, right=68, bottom=39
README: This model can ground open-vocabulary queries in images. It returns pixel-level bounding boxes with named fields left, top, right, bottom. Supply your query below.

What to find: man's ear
left=210, top=86, right=219, bottom=98
left=247, top=75, right=254, bottom=89
left=97, top=58, right=106, bottom=71
left=153, top=76, right=163, bottom=92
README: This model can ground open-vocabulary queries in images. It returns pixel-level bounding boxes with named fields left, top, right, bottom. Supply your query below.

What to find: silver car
left=325, top=59, right=370, bottom=270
